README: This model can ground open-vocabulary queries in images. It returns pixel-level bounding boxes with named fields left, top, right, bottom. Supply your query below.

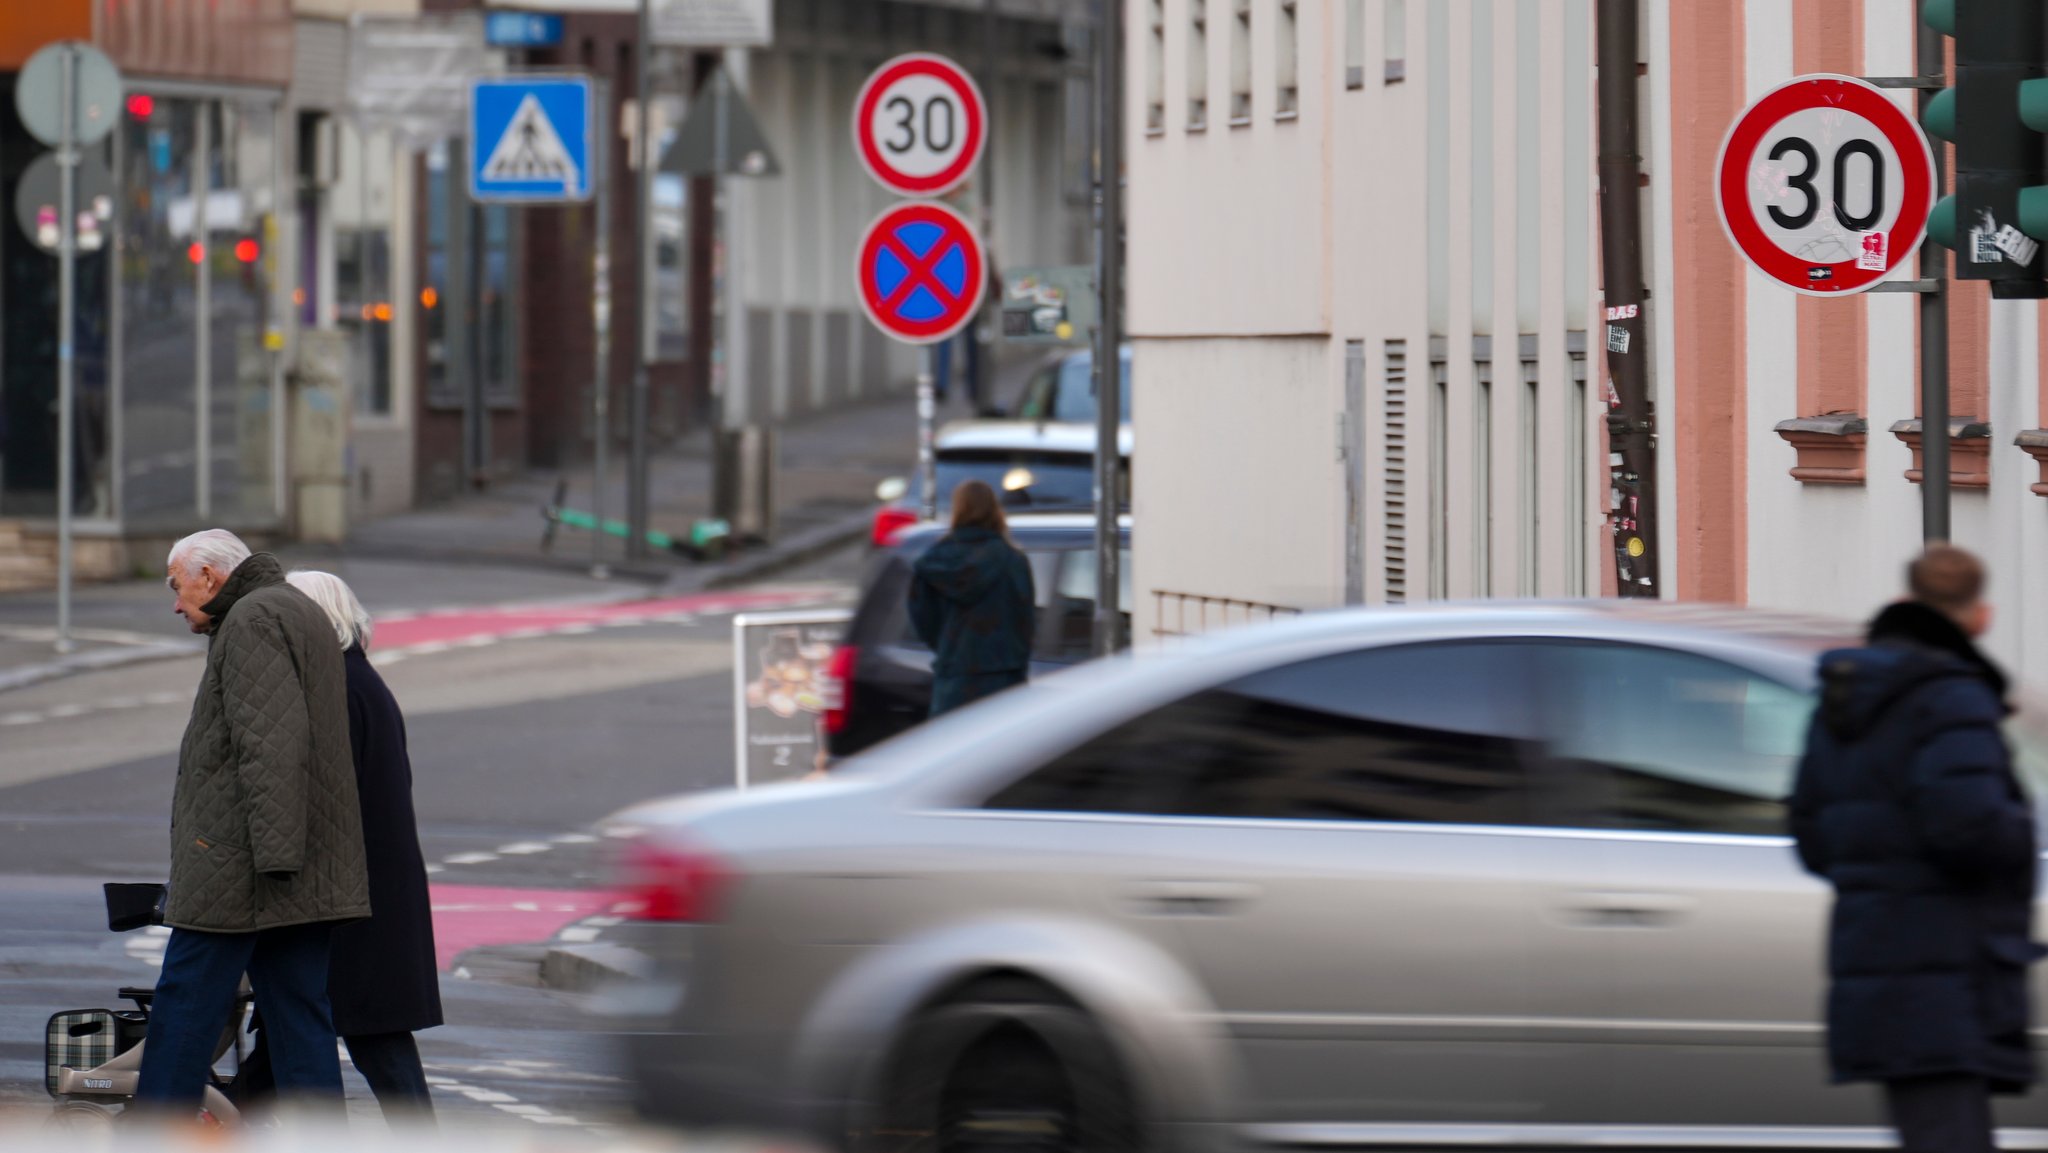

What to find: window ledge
left=1274, top=109, right=1300, bottom=122
left=2013, top=429, right=2048, bottom=497
left=1889, top=418, right=1993, bottom=489
left=1229, top=116, right=1252, bottom=129
left=1145, top=127, right=1166, bottom=139
left=1187, top=122, right=1207, bottom=134
left=1773, top=414, right=1868, bottom=485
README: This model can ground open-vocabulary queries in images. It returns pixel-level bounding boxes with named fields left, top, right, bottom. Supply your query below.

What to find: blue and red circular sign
left=855, top=202, right=987, bottom=345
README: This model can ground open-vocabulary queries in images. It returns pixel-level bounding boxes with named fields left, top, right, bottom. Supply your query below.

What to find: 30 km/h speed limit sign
left=1717, top=74, right=1935, bottom=296
left=853, top=53, right=987, bottom=197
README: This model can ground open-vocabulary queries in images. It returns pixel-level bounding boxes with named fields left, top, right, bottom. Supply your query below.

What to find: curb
left=540, top=942, right=654, bottom=993
left=670, top=508, right=874, bottom=595
left=0, top=639, right=205, bottom=695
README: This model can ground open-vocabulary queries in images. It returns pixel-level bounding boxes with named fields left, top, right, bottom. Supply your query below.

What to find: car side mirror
left=876, top=477, right=909, bottom=503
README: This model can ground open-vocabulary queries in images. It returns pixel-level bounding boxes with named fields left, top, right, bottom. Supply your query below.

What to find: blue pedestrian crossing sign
left=469, top=76, right=592, bottom=203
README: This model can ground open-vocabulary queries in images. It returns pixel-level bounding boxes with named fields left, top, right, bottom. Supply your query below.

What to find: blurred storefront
left=0, top=0, right=294, bottom=568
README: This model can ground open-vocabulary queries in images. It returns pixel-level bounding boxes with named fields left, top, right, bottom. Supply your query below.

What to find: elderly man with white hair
left=134, top=531, right=370, bottom=1119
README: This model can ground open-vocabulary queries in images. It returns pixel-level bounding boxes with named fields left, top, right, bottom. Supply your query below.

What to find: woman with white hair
left=236, top=570, right=441, bottom=1119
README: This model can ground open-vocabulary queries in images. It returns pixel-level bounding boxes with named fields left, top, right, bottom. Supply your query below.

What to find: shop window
left=335, top=122, right=394, bottom=417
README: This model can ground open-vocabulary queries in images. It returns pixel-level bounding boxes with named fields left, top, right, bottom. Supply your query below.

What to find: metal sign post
left=630, top=0, right=655, bottom=563
left=1093, top=0, right=1125, bottom=655
left=16, top=41, right=121, bottom=654
left=55, top=51, right=76, bottom=654
left=592, top=77, right=613, bottom=579
left=918, top=348, right=938, bottom=522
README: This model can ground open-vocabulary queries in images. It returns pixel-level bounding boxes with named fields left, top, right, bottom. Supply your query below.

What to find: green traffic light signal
left=1929, top=195, right=1958, bottom=249
left=1924, top=87, right=1957, bottom=141
left=1923, top=0, right=1955, bottom=37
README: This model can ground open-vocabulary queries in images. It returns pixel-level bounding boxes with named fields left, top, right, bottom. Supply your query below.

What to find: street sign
left=853, top=53, right=987, bottom=198
left=13, top=149, right=113, bottom=254
left=1000, top=265, right=1097, bottom=344
left=856, top=201, right=988, bottom=345
left=653, top=0, right=774, bottom=48
left=15, top=42, right=121, bottom=149
left=1717, top=73, right=1936, bottom=296
left=348, top=14, right=490, bottom=143
left=485, top=11, right=564, bottom=48
left=732, top=608, right=852, bottom=788
left=469, top=75, right=593, bottom=202
left=660, top=66, right=781, bottom=177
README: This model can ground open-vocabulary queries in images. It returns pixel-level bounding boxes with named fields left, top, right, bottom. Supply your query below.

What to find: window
left=1429, top=357, right=1447, bottom=600
left=1345, top=0, right=1365, bottom=89
left=1385, top=0, right=1408, bottom=84
left=1147, top=0, right=1166, bottom=133
left=1276, top=1, right=1300, bottom=117
left=1475, top=359, right=1492, bottom=596
left=986, top=642, right=1543, bottom=825
left=1230, top=0, right=1253, bottom=124
left=1545, top=644, right=1815, bottom=837
left=334, top=122, right=394, bottom=417
left=1188, top=0, right=1210, bottom=130
left=1521, top=358, right=1539, bottom=596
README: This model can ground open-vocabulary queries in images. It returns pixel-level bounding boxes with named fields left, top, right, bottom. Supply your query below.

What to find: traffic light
left=1922, top=0, right=2048, bottom=297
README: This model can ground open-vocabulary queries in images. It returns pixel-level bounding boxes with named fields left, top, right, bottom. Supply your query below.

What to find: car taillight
left=821, top=645, right=858, bottom=735
left=619, top=841, right=728, bottom=923
left=871, top=505, right=917, bottom=548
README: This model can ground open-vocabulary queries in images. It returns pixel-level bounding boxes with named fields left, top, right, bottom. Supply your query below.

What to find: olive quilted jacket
left=165, top=553, right=370, bottom=932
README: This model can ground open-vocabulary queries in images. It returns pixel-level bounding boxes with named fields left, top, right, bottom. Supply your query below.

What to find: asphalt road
left=0, top=543, right=865, bottom=1135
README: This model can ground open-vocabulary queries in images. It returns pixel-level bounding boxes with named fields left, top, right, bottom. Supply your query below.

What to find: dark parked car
left=824, top=512, right=1132, bottom=758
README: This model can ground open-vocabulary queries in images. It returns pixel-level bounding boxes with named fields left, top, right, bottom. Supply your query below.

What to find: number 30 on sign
left=1715, top=73, right=1935, bottom=296
left=853, top=53, right=988, bottom=198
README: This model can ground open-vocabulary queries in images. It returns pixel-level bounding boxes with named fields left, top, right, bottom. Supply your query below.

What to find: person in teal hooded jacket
left=909, top=479, right=1036, bottom=716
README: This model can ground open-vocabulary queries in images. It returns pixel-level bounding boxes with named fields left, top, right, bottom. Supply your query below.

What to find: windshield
left=1052, top=353, right=1133, bottom=423
left=925, top=449, right=1129, bottom=510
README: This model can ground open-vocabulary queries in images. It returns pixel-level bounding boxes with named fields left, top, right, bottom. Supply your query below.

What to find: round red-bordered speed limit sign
left=853, top=53, right=987, bottom=198
left=1716, top=73, right=1935, bottom=296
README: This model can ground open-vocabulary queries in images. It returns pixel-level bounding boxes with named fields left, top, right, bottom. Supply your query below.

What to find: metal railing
left=1150, top=590, right=1304, bottom=640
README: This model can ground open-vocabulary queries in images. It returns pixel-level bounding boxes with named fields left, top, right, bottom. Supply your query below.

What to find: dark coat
left=327, top=645, right=443, bottom=1037
left=167, top=554, right=370, bottom=932
left=1790, top=602, right=2042, bottom=1092
left=909, top=526, right=1035, bottom=714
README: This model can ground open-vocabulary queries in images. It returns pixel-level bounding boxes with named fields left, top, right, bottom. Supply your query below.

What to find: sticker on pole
left=856, top=202, right=987, bottom=345
left=853, top=53, right=987, bottom=198
left=1716, top=73, right=1935, bottom=296
left=469, top=76, right=592, bottom=202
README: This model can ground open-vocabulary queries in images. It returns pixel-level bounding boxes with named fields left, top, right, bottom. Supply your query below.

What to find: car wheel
left=861, top=978, right=1141, bottom=1153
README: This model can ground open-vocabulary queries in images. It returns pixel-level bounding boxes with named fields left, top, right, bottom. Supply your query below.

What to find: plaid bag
left=44, top=1009, right=143, bottom=1097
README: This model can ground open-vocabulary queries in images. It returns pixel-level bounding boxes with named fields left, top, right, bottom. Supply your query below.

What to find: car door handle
left=1121, top=881, right=1261, bottom=918
left=1566, top=891, right=1696, bottom=929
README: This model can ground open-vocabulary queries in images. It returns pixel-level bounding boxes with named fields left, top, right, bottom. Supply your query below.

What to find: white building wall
left=1130, top=0, right=1597, bottom=645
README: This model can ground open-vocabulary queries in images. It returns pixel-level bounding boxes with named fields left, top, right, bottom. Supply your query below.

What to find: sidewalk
left=324, top=393, right=916, bottom=584
left=0, top=395, right=919, bottom=691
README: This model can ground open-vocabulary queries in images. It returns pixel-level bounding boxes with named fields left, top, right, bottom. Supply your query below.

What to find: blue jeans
left=134, top=922, right=342, bottom=1112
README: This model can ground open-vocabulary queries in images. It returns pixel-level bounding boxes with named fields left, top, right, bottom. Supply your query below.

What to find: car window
left=1053, top=352, right=1133, bottom=423
left=1014, top=365, right=1060, bottom=420
left=1042, top=548, right=1135, bottom=662
left=931, top=450, right=1124, bottom=510
left=986, top=642, right=1543, bottom=825
left=1542, top=643, right=1815, bottom=837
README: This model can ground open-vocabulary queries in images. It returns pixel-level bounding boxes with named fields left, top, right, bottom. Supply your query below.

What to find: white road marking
left=442, top=852, right=499, bottom=865
left=495, top=842, right=552, bottom=856
left=493, top=1103, right=553, bottom=1116
left=460, top=1088, right=518, bottom=1104
left=423, top=863, right=445, bottom=874
left=1, top=713, right=42, bottom=726
left=551, top=832, right=598, bottom=844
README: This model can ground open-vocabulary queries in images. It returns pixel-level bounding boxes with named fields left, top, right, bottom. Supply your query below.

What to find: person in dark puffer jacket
left=908, top=479, right=1035, bottom=716
left=1791, top=545, right=2043, bottom=1153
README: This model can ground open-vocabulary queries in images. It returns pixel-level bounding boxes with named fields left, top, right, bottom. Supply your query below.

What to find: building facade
left=1125, top=0, right=2048, bottom=682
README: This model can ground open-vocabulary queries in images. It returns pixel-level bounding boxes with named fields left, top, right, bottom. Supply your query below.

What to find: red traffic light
left=235, top=239, right=260, bottom=264
left=126, top=94, right=154, bottom=119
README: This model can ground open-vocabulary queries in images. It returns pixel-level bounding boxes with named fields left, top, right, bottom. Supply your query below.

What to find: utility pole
left=1595, top=0, right=1657, bottom=597
left=979, top=0, right=998, bottom=412
left=1093, top=0, right=1125, bottom=653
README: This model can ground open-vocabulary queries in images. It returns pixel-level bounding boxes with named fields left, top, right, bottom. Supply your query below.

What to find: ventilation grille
left=1383, top=340, right=1408, bottom=603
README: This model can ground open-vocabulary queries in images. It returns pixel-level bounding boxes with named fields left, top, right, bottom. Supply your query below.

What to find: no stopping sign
left=1716, top=74, right=1935, bottom=296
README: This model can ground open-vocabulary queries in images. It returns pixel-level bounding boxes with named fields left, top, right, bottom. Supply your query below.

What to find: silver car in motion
left=609, top=604, right=2048, bottom=1151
